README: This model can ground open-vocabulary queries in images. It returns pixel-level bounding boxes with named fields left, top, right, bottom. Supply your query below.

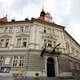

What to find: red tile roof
left=0, top=16, right=8, bottom=23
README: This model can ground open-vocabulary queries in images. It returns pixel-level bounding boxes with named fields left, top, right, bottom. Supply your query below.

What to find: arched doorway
left=47, top=57, right=55, bottom=77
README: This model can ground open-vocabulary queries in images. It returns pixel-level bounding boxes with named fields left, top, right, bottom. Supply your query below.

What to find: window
left=12, top=56, right=24, bottom=67
left=0, top=27, right=4, bottom=33
left=17, top=39, right=21, bottom=47
left=4, top=27, right=8, bottom=32
left=25, top=26, right=30, bottom=32
left=13, top=60, right=18, bottom=67
left=0, top=39, right=4, bottom=47
left=13, top=56, right=19, bottom=67
left=5, top=39, right=9, bottom=48
left=17, top=26, right=30, bottom=33
left=0, top=56, right=4, bottom=66
left=0, top=39, right=9, bottom=48
left=23, top=42, right=26, bottom=47
left=5, top=57, right=10, bottom=64
left=22, top=38, right=27, bottom=47
left=17, top=38, right=28, bottom=48
left=20, top=27, right=24, bottom=32
left=20, top=56, right=24, bottom=59
left=44, top=27, right=46, bottom=33
left=47, top=28, right=51, bottom=33
left=9, top=26, right=13, bottom=32
left=19, top=56, right=24, bottom=67
left=14, top=56, right=18, bottom=59
left=16, top=27, right=20, bottom=32
left=0, top=26, right=13, bottom=32
left=19, top=60, right=24, bottom=67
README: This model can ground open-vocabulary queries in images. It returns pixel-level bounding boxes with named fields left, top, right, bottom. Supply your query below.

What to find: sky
left=0, top=0, right=80, bottom=44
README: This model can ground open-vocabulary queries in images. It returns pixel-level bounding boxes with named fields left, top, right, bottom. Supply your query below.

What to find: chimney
left=25, top=18, right=29, bottom=21
left=11, top=19, right=15, bottom=22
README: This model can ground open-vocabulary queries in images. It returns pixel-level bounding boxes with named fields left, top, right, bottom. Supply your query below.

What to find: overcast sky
left=0, top=0, right=80, bottom=44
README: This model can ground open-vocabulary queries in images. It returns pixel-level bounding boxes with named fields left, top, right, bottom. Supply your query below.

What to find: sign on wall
left=0, top=67, right=10, bottom=73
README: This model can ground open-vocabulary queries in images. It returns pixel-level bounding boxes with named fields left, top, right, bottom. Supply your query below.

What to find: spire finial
left=6, top=14, right=7, bottom=17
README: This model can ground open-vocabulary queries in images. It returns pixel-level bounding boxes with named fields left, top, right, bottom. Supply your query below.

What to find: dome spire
left=40, top=8, right=46, bottom=17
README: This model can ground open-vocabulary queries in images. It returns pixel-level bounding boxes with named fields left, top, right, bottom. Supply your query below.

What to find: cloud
left=45, top=0, right=80, bottom=43
left=7, top=0, right=43, bottom=20
left=11, top=0, right=42, bottom=12
left=0, top=0, right=79, bottom=43
left=66, top=24, right=80, bottom=43
left=0, top=0, right=43, bottom=20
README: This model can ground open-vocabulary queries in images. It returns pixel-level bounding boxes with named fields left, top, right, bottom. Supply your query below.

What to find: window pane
left=9, top=26, right=13, bottom=32
left=14, top=56, right=18, bottom=59
left=5, top=57, right=10, bottom=64
left=4, top=27, right=8, bottom=32
left=25, top=26, right=30, bottom=32
left=20, top=56, right=24, bottom=59
left=0, top=27, right=3, bottom=33
left=13, top=60, right=18, bottom=67
left=19, top=60, right=24, bottom=67
left=0, top=39, right=4, bottom=47
left=20, top=27, right=24, bottom=32
left=44, top=27, right=46, bottom=33
left=16, top=27, right=20, bottom=32
left=17, top=39, right=21, bottom=47
left=5, top=39, right=9, bottom=48
left=0, top=56, right=4, bottom=66
left=47, top=28, right=51, bottom=33
left=23, top=38, right=27, bottom=47
left=23, top=42, right=26, bottom=47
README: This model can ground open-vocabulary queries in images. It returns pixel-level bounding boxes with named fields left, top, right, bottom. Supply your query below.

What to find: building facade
left=0, top=10, right=80, bottom=79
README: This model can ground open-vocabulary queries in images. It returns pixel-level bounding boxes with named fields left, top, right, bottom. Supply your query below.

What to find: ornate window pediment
left=16, top=33, right=30, bottom=38
left=0, top=34, right=12, bottom=38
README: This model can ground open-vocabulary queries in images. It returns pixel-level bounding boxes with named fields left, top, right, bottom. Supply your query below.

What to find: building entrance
left=47, top=57, right=55, bottom=77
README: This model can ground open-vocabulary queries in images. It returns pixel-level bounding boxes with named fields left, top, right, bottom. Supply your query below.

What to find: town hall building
left=0, top=9, right=80, bottom=80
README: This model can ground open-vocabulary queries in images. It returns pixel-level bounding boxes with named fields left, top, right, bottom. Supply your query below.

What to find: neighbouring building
left=0, top=9, right=80, bottom=80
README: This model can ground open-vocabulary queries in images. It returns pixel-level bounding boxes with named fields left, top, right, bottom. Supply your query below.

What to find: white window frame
left=0, top=56, right=4, bottom=66
left=0, top=38, right=10, bottom=48
left=16, top=37, right=28, bottom=48
left=12, top=56, right=24, bottom=67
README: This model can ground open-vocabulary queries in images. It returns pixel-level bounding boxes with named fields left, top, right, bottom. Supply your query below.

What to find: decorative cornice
left=16, top=33, right=30, bottom=37
left=0, top=34, right=12, bottom=38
